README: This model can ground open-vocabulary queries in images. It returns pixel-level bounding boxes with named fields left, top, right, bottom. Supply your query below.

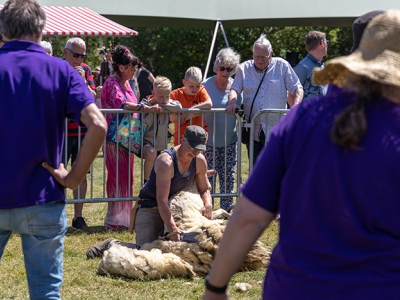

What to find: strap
left=246, top=68, right=267, bottom=122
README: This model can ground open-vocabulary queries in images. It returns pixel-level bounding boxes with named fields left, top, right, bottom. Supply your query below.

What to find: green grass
left=0, top=144, right=279, bottom=300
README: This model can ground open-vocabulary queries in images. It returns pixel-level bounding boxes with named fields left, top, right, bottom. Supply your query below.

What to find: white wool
left=98, top=181, right=270, bottom=279
left=100, top=244, right=195, bottom=279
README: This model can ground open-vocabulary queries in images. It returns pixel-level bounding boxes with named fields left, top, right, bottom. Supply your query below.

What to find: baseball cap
left=351, top=10, right=385, bottom=53
left=184, top=125, right=207, bottom=151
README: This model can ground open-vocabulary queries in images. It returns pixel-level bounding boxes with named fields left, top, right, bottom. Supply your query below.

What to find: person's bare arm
left=42, top=103, right=107, bottom=190
left=155, top=152, right=183, bottom=241
left=226, top=89, right=240, bottom=115
left=195, top=154, right=213, bottom=219
left=192, top=97, right=212, bottom=110
left=148, top=72, right=155, bottom=84
left=203, top=195, right=275, bottom=299
left=287, top=87, right=303, bottom=107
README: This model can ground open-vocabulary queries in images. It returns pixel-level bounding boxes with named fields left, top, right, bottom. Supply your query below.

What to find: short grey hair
left=65, top=37, right=86, bottom=49
left=40, top=40, right=52, bottom=56
left=213, top=47, right=241, bottom=75
left=253, top=34, right=272, bottom=53
left=0, top=0, right=46, bottom=40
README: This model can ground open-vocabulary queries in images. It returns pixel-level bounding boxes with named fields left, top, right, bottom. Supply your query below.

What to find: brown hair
left=330, top=75, right=392, bottom=149
left=111, top=45, right=139, bottom=76
left=305, top=31, right=325, bottom=52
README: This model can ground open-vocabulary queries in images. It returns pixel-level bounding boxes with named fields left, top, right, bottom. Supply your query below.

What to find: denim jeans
left=0, top=200, right=67, bottom=300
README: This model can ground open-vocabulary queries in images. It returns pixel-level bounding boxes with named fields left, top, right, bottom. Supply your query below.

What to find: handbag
left=241, top=69, right=267, bottom=144
left=106, top=97, right=148, bottom=154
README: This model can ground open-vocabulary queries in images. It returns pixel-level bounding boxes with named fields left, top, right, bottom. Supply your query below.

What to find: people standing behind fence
left=204, top=10, right=400, bottom=300
left=136, top=61, right=155, bottom=101
left=0, top=0, right=107, bottom=298
left=63, top=37, right=96, bottom=229
left=100, top=50, right=113, bottom=85
left=101, top=45, right=143, bottom=229
left=40, top=40, right=52, bottom=55
left=227, top=34, right=303, bottom=166
left=139, top=76, right=182, bottom=183
left=202, top=48, right=242, bottom=211
left=293, top=31, right=328, bottom=101
left=170, top=66, right=212, bottom=146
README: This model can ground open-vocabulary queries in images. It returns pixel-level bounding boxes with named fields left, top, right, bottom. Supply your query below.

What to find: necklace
left=214, top=77, right=230, bottom=91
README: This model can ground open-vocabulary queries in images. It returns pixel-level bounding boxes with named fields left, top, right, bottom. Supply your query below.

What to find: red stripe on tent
left=0, top=5, right=138, bottom=36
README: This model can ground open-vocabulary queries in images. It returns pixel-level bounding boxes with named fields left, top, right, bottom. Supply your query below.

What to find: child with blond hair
left=140, top=76, right=182, bottom=182
left=170, top=66, right=212, bottom=146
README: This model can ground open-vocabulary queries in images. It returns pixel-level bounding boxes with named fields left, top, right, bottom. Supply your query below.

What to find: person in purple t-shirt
left=0, top=1, right=107, bottom=299
left=204, top=10, right=400, bottom=300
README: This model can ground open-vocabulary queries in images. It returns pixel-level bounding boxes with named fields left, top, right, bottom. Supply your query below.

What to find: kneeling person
left=134, top=125, right=212, bottom=246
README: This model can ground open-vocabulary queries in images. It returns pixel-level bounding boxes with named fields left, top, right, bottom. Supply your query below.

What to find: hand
left=42, top=162, right=72, bottom=188
left=201, top=203, right=213, bottom=220
left=169, top=230, right=183, bottom=242
left=180, top=113, right=190, bottom=125
left=226, top=104, right=239, bottom=115
left=75, top=66, right=85, bottom=80
left=145, top=104, right=164, bottom=113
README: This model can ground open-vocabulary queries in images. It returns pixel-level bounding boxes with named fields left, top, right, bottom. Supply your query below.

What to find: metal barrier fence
left=64, top=108, right=288, bottom=206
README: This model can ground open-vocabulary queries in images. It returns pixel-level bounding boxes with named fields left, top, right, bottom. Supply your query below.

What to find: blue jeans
left=0, top=200, right=67, bottom=300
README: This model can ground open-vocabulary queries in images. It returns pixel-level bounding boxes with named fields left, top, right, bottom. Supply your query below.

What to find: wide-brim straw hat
left=313, top=10, right=400, bottom=88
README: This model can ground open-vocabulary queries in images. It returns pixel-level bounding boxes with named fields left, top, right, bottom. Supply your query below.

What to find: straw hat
left=313, top=10, right=400, bottom=88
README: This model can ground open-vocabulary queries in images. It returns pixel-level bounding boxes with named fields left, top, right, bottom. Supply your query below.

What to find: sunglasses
left=220, top=66, right=233, bottom=72
left=66, top=48, right=87, bottom=60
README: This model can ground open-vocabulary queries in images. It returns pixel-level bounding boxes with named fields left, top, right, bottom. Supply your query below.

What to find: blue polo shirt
left=0, top=40, right=94, bottom=209
left=294, top=53, right=327, bottom=100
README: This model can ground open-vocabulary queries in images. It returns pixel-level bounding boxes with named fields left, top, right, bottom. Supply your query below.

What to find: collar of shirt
left=306, top=53, right=324, bottom=66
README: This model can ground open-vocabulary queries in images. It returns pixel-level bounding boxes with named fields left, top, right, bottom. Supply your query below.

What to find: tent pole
left=203, top=19, right=220, bottom=81
left=219, top=21, right=229, bottom=48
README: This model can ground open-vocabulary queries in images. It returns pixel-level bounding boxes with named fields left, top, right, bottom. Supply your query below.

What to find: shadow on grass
left=66, top=226, right=129, bottom=236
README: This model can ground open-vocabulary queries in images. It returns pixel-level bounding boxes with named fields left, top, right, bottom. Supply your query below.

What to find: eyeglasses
left=253, top=54, right=271, bottom=61
left=128, top=65, right=138, bottom=71
left=220, top=66, right=233, bottom=72
left=324, top=39, right=329, bottom=44
left=66, top=48, right=87, bottom=60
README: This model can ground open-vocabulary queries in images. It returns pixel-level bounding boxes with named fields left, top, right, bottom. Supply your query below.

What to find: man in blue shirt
left=294, top=30, right=328, bottom=100
left=0, top=0, right=107, bottom=298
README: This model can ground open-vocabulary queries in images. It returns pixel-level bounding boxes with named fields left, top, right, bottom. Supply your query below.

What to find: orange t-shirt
left=170, top=86, right=209, bottom=145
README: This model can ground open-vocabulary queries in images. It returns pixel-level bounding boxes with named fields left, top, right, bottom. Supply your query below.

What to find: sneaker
left=72, top=217, right=88, bottom=229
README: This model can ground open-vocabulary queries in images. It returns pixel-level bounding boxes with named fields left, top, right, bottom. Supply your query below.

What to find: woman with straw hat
left=203, top=10, right=400, bottom=300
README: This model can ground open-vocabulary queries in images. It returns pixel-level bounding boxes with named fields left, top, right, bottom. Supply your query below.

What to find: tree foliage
left=44, top=26, right=352, bottom=89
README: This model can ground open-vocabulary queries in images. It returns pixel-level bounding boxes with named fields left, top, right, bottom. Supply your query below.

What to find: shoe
left=72, top=217, right=88, bottom=229
left=86, top=238, right=118, bottom=259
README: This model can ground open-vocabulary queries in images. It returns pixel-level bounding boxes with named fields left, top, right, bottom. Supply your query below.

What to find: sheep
left=96, top=181, right=270, bottom=279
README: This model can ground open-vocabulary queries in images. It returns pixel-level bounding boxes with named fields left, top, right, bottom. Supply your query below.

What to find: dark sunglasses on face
left=220, top=66, right=233, bottom=72
left=66, top=48, right=87, bottom=60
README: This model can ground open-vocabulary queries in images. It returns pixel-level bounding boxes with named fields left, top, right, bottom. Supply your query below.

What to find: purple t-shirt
left=242, top=86, right=400, bottom=299
left=0, top=40, right=94, bottom=209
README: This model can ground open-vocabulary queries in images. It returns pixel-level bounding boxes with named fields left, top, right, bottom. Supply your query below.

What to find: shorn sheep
left=91, top=181, right=270, bottom=279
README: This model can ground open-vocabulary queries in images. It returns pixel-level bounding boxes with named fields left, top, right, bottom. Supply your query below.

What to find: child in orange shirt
left=170, top=66, right=212, bottom=145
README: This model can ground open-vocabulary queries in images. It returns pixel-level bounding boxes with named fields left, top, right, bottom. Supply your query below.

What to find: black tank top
left=138, top=147, right=197, bottom=201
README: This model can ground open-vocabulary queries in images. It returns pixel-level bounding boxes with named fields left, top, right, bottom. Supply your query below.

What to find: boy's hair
left=184, top=66, right=202, bottom=83
left=153, top=76, right=172, bottom=92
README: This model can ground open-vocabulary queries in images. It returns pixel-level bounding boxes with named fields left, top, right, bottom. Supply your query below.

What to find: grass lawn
left=0, top=143, right=279, bottom=300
